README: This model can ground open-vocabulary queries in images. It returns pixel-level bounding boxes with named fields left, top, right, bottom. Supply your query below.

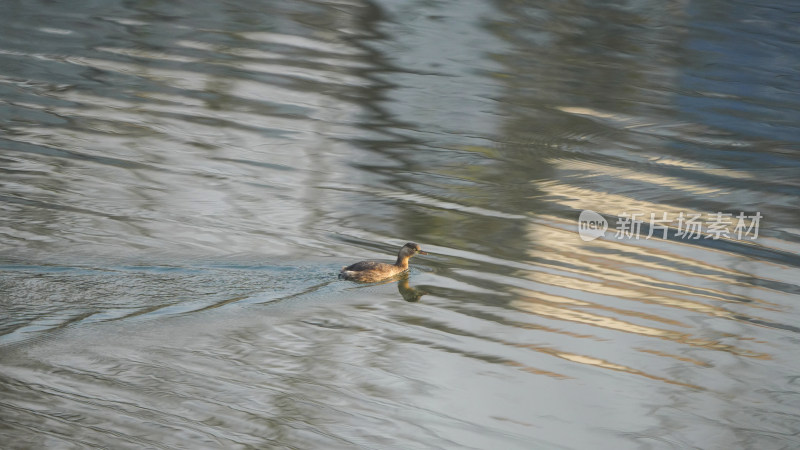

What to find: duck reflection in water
left=397, top=274, right=425, bottom=302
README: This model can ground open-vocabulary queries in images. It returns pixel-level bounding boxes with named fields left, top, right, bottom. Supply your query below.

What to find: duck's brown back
left=339, top=260, right=403, bottom=282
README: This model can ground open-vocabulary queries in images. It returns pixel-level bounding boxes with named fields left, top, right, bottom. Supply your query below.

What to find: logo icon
left=578, top=210, right=607, bottom=241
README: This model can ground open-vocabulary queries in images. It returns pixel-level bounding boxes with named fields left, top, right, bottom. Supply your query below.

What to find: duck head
left=399, top=242, right=427, bottom=258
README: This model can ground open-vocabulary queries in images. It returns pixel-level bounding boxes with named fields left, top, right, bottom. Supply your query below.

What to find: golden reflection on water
left=550, top=352, right=702, bottom=389
left=479, top=203, right=780, bottom=386
left=636, top=348, right=712, bottom=367
left=534, top=181, right=702, bottom=224
left=545, top=158, right=726, bottom=196
left=432, top=171, right=787, bottom=391
left=528, top=220, right=779, bottom=307
left=509, top=288, right=687, bottom=328
left=510, top=296, right=769, bottom=360
left=504, top=360, right=571, bottom=380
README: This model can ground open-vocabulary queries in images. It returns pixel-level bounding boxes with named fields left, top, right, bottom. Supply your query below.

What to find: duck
left=339, top=242, right=428, bottom=283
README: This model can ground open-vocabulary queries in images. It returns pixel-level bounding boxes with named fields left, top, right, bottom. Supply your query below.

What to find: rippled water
left=2, top=0, right=800, bottom=448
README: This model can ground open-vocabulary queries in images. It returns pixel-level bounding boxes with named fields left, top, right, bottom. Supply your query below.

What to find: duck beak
left=418, top=250, right=428, bottom=255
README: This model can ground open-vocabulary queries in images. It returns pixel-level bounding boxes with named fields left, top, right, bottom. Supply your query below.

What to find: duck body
left=339, top=260, right=405, bottom=283
left=339, top=242, right=427, bottom=283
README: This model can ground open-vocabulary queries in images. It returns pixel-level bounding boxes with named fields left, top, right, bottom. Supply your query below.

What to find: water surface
left=2, top=0, right=800, bottom=448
